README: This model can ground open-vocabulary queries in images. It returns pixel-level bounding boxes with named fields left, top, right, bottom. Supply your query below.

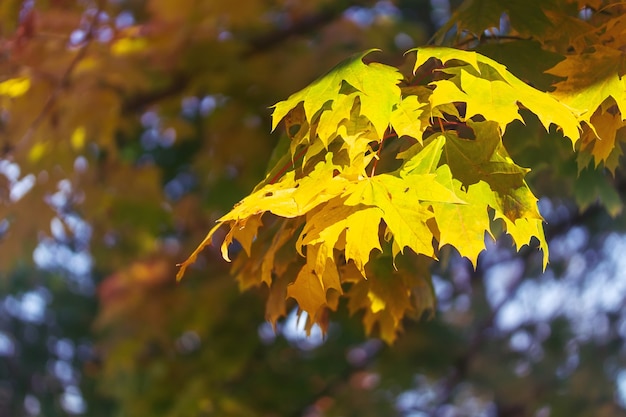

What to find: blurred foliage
left=2, top=0, right=626, bottom=416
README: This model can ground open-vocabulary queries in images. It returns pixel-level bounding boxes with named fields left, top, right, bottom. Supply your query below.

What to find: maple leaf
left=389, top=95, right=427, bottom=142
left=397, top=134, right=445, bottom=175
left=347, top=254, right=435, bottom=343
left=271, top=49, right=403, bottom=140
left=343, top=174, right=436, bottom=259
left=580, top=109, right=626, bottom=172
left=298, top=199, right=383, bottom=277
left=546, top=47, right=626, bottom=123
left=546, top=47, right=626, bottom=168
left=265, top=266, right=294, bottom=325
left=287, top=266, right=327, bottom=319
left=431, top=169, right=495, bottom=267
left=260, top=219, right=302, bottom=287
left=574, top=167, right=623, bottom=218
left=286, top=242, right=343, bottom=323
left=476, top=40, right=566, bottom=91
left=411, top=46, right=581, bottom=144
left=401, top=85, right=460, bottom=122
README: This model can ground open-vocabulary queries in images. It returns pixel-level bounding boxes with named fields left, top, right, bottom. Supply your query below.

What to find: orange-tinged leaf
left=260, top=219, right=300, bottom=287
left=586, top=110, right=626, bottom=170
left=547, top=46, right=626, bottom=124
left=287, top=266, right=327, bottom=318
left=222, top=214, right=263, bottom=259
left=265, top=267, right=294, bottom=325
left=319, top=258, right=342, bottom=294
left=347, top=255, right=433, bottom=343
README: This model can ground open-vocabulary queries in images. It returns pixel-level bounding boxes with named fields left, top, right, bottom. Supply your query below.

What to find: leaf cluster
left=176, top=45, right=586, bottom=341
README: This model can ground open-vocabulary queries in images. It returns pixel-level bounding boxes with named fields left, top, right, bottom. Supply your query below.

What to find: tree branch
left=13, top=1, right=106, bottom=156
left=122, top=0, right=376, bottom=113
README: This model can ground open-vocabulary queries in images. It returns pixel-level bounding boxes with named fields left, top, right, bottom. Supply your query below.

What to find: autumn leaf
left=271, top=49, right=403, bottom=139
left=389, top=95, right=427, bottom=142
left=431, top=169, right=495, bottom=266
left=298, top=199, right=382, bottom=277
left=287, top=266, right=326, bottom=319
left=411, top=46, right=581, bottom=144
left=547, top=46, right=626, bottom=124
left=343, top=174, right=436, bottom=259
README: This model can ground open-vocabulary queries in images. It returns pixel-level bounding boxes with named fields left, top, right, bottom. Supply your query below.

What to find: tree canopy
left=2, top=0, right=626, bottom=416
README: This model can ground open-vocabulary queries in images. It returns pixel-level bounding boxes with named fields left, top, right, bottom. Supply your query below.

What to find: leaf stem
left=369, top=128, right=395, bottom=177
left=268, top=145, right=309, bottom=184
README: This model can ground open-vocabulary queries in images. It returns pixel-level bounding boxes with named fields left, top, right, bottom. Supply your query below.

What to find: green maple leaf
left=271, top=49, right=403, bottom=139
left=439, top=122, right=529, bottom=192
left=574, top=168, right=623, bottom=218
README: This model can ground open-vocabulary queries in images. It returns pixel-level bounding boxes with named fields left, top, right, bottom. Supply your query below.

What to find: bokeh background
left=2, top=0, right=626, bottom=416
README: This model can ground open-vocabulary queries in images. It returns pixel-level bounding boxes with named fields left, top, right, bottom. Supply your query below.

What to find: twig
left=267, top=144, right=309, bottom=185
left=369, top=128, right=396, bottom=177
